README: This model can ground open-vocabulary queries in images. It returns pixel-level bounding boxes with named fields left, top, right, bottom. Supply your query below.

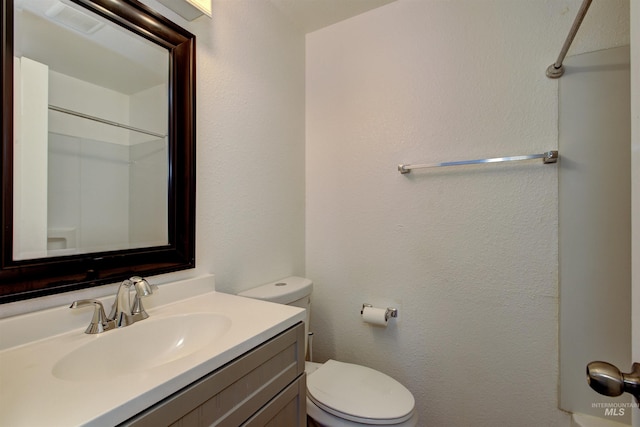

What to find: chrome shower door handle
left=587, top=361, right=640, bottom=403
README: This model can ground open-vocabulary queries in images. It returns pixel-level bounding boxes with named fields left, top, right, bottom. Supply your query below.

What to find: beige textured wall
left=305, top=1, right=629, bottom=425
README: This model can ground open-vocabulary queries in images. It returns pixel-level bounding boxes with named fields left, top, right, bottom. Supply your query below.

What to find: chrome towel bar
left=398, top=150, right=558, bottom=174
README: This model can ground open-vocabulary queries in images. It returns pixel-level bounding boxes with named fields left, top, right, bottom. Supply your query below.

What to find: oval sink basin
left=53, top=313, right=231, bottom=382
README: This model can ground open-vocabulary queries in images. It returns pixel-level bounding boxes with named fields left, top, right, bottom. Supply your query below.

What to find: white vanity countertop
left=0, top=276, right=305, bottom=427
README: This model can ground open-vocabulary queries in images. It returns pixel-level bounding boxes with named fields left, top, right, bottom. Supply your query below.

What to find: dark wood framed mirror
left=0, top=0, right=196, bottom=303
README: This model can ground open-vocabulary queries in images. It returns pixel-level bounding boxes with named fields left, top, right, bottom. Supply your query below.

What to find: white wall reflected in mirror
left=13, top=0, right=169, bottom=260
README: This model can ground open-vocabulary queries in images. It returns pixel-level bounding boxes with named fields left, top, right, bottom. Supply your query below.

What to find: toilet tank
left=238, top=276, right=313, bottom=351
left=238, top=276, right=312, bottom=305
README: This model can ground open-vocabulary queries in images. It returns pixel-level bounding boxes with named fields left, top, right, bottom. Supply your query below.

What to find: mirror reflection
left=13, top=0, right=169, bottom=260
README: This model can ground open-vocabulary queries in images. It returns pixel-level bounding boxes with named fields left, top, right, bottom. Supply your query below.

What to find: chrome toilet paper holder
left=361, top=303, right=398, bottom=321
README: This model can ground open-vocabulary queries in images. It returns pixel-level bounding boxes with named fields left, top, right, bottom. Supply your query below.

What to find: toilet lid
left=307, top=360, right=415, bottom=425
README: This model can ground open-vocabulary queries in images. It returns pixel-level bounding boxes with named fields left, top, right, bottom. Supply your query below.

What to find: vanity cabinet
left=120, top=322, right=306, bottom=427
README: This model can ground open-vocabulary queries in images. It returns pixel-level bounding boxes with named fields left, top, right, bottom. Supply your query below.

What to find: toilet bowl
left=238, top=277, right=418, bottom=427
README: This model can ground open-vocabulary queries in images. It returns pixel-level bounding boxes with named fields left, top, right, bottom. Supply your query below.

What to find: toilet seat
left=307, top=360, right=415, bottom=425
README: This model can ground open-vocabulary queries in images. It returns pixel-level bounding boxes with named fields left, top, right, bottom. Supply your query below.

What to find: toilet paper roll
left=361, top=306, right=389, bottom=327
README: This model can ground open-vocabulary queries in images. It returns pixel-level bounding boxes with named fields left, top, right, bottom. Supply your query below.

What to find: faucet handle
left=131, top=276, right=155, bottom=297
left=70, top=299, right=115, bottom=334
left=130, top=277, right=156, bottom=321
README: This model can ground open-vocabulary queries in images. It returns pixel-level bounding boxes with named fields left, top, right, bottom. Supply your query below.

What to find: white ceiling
left=269, top=0, right=397, bottom=33
left=16, top=0, right=167, bottom=95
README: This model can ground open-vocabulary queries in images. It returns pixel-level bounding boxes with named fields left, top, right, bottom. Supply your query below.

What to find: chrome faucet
left=71, top=276, right=156, bottom=334
left=109, top=278, right=135, bottom=327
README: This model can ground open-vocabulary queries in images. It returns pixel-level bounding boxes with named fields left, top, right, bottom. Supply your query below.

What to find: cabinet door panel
left=243, top=374, right=306, bottom=427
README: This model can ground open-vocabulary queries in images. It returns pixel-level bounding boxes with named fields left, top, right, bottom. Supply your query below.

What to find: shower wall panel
left=559, top=45, right=631, bottom=422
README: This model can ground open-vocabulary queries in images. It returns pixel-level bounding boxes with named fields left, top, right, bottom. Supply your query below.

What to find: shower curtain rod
left=48, top=105, right=166, bottom=139
left=546, top=0, right=592, bottom=78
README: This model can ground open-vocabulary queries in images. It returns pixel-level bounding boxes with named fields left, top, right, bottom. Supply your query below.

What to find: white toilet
left=238, top=277, right=418, bottom=427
